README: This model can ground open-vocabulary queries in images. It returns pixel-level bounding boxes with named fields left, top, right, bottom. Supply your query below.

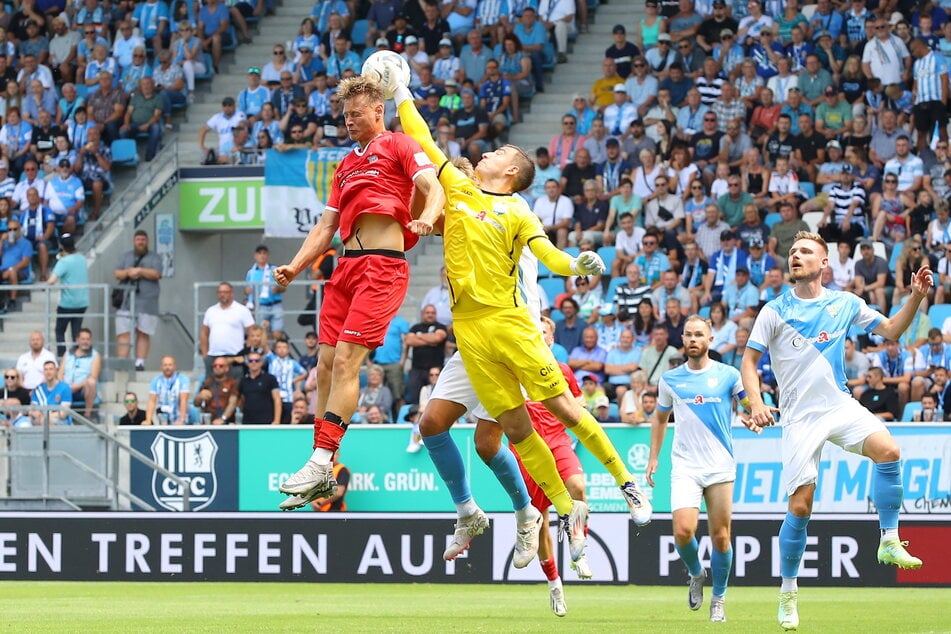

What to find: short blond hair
left=337, top=75, right=385, bottom=104
left=792, top=230, right=828, bottom=255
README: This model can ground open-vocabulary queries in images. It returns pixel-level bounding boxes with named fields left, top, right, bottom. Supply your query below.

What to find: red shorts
left=318, top=250, right=409, bottom=349
left=516, top=433, right=584, bottom=514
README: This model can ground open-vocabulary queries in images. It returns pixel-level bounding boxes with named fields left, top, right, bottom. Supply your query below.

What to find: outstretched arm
left=273, top=210, right=340, bottom=286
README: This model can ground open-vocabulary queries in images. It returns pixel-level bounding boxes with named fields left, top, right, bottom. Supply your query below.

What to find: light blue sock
left=487, top=446, right=531, bottom=512
left=872, top=460, right=902, bottom=530
left=423, top=432, right=471, bottom=505
left=779, top=512, right=810, bottom=579
left=711, top=545, right=733, bottom=597
left=675, top=537, right=703, bottom=577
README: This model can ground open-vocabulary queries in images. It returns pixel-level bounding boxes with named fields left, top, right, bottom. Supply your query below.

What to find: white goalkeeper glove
left=570, top=251, right=606, bottom=276
left=392, top=83, right=413, bottom=106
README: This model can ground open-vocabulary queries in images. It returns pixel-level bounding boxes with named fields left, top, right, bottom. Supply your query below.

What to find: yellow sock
left=571, top=410, right=633, bottom=486
left=513, top=431, right=573, bottom=515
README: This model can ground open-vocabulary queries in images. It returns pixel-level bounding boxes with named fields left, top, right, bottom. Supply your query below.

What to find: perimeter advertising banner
left=0, top=512, right=947, bottom=585
left=126, top=425, right=951, bottom=515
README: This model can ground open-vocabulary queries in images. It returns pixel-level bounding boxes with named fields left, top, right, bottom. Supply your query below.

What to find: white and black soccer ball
left=361, top=50, right=411, bottom=96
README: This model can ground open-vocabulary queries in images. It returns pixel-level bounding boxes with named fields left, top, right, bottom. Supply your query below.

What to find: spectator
left=152, top=50, right=186, bottom=129
left=913, top=393, right=943, bottom=421
left=592, top=58, right=624, bottom=110
left=651, top=270, right=690, bottom=320
left=1, top=107, right=34, bottom=178
left=640, top=323, right=680, bottom=385
left=171, top=22, right=205, bottom=98
left=722, top=266, right=760, bottom=323
left=118, top=391, right=147, bottom=425
left=198, top=0, right=230, bottom=73
left=298, top=330, right=319, bottom=373
left=194, top=356, right=239, bottom=424
left=2, top=366, right=30, bottom=405
left=86, top=71, right=124, bottom=143
left=872, top=338, right=928, bottom=409
left=200, top=282, right=254, bottom=379
left=198, top=96, right=247, bottom=164
left=532, top=178, right=573, bottom=249
left=114, top=230, right=162, bottom=370
left=859, top=366, right=900, bottom=421
left=883, top=135, right=925, bottom=207
left=373, top=315, right=409, bottom=415
left=228, top=0, right=259, bottom=45
left=928, top=365, right=951, bottom=418
left=82, top=43, right=118, bottom=94
left=144, top=355, right=191, bottom=425
left=421, top=266, right=452, bottom=326
left=18, top=186, right=55, bottom=281
left=612, top=262, right=652, bottom=316
left=238, top=350, right=281, bottom=424
left=862, top=16, right=911, bottom=89
left=326, top=34, right=361, bottom=87
left=244, top=243, right=285, bottom=340
left=267, top=339, right=306, bottom=424
left=405, top=304, right=448, bottom=404
left=603, top=84, right=637, bottom=137
left=46, top=233, right=88, bottom=357
left=498, top=34, right=533, bottom=123
left=31, top=360, right=72, bottom=425
left=853, top=238, right=889, bottom=309
left=571, top=272, right=603, bottom=321
left=16, top=331, right=56, bottom=391
left=48, top=17, right=78, bottom=84
left=820, top=166, right=867, bottom=244
left=355, top=364, right=393, bottom=424
left=450, top=88, right=488, bottom=154
left=59, top=327, right=100, bottom=419
left=417, top=367, right=439, bottom=413
left=693, top=203, right=731, bottom=260
left=119, top=76, right=163, bottom=162
left=571, top=179, right=608, bottom=247
left=767, top=201, right=809, bottom=270
left=560, top=147, right=597, bottom=206
left=0, top=218, right=32, bottom=310
left=120, top=46, right=153, bottom=97
left=537, top=0, right=574, bottom=63
left=554, top=296, right=584, bottom=352
left=12, top=159, right=48, bottom=213
left=478, top=59, right=511, bottom=137
left=625, top=56, right=659, bottom=117
left=630, top=296, right=657, bottom=346
left=703, top=230, right=750, bottom=305
left=46, top=157, right=83, bottom=233
left=604, top=328, right=640, bottom=401
left=643, top=174, right=683, bottom=254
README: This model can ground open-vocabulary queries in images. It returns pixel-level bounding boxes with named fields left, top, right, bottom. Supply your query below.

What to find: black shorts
left=913, top=100, right=948, bottom=133
left=234, top=2, right=254, bottom=17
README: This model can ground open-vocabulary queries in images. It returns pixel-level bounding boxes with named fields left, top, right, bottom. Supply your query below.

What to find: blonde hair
left=792, top=230, right=828, bottom=255
left=337, top=75, right=385, bottom=104
left=451, top=156, right=475, bottom=178
left=683, top=313, right=712, bottom=333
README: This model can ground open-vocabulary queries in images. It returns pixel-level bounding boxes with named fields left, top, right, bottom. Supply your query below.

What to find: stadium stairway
left=507, top=0, right=642, bottom=155
left=176, top=0, right=316, bottom=165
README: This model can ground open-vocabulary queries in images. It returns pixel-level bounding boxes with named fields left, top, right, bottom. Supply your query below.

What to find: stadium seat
left=350, top=19, right=368, bottom=49
left=563, top=246, right=580, bottom=258
left=541, top=42, right=556, bottom=70
left=395, top=403, right=411, bottom=425
left=549, top=308, right=563, bottom=321
left=195, top=53, right=215, bottom=81
left=597, top=246, right=617, bottom=273
left=764, top=212, right=781, bottom=228
left=901, top=402, right=922, bottom=422
left=604, top=276, right=624, bottom=303
left=607, top=403, right=619, bottom=420
left=800, top=181, right=816, bottom=199
left=802, top=211, right=823, bottom=233
left=110, top=139, right=139, bottom=167
left=888, top=244, right=902, bottom=272
left=222, top=24, right=238, bottom=51
left=928, top=304, right=951, bottom=329
left=539, top=277, right=566, bottom=304
left=537, top=258, right=552, bottom=278
left=699, top=305, right=711, bottom=318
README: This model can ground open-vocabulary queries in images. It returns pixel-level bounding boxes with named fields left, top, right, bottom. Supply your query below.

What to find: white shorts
left=670, top=467, right=735, bottom=512
left=428, top=352, right=496, bottom=422
left=782, top=398, right=886, bottom=496
left=115, top=311, right=159, bottom=336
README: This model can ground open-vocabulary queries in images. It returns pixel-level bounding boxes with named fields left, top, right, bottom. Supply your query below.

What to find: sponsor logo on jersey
left=791, top=328, right=844, bottom=349
left=692, top=395, right=724, bottom=404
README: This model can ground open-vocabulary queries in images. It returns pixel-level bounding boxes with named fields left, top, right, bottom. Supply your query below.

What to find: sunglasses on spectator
left=274, top=49, right=285, bottom=54
left=291, top=128, right=304, bottom=134
left=4, top=374, right=16, bottom=380
left=124, top=398, right=137, bottom=403
left=704, top=116, right=716, bottom=121
left=884, top=178, right=897, bottom=183
left=247, top=358, right=262, bottom=363
left=643, top=240, right=657, bottom=246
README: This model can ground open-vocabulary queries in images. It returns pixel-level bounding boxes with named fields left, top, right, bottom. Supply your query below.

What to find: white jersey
left=657, top=361, right=745, bottom=473
left=748, top=288, right=883, bottom=424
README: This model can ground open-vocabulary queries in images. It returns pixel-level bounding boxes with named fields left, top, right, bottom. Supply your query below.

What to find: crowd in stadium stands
left=8, top=0, right=951, bottom=427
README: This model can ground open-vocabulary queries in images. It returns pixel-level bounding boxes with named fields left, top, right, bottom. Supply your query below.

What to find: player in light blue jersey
left=648, top=314, right=756, bottom=624
left=742, top=231, right=929, bottom=632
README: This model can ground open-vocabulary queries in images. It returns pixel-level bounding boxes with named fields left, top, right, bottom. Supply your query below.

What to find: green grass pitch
left=0, top=583, right=948, bottom=632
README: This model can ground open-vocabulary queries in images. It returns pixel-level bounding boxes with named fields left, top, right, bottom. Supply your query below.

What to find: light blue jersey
left=149, top=372, right=191, bottom=422
left=748, top=288, right=882, bottom=423
left=657, top=361, right=744, bottom=472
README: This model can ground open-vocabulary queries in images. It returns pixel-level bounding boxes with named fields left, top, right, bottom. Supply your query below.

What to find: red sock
left=315, top=419, right=347, bottom=451
left=540, top=558, right=559, bottom=582
left=312, top=418, right=324, bottom=449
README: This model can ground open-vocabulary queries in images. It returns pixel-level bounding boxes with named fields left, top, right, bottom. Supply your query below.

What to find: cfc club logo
left=627, top=443, right=650, bottom=472
left=150, top=432, right=219, bottom=511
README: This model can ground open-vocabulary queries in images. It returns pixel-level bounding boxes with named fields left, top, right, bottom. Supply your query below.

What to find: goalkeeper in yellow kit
left=388, top=73, right=652, bottom=559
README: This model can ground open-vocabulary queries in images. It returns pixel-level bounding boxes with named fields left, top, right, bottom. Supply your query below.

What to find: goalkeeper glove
left=570, top=251, right=606, bottom=275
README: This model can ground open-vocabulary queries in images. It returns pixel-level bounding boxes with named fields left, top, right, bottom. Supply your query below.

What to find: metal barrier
left=0, top=405, right=190, bottom=511
left=0, top=283, right=111, bottom=361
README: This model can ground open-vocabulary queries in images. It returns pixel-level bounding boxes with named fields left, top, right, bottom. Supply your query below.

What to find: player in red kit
left=274, top=76, right=446, bottom=510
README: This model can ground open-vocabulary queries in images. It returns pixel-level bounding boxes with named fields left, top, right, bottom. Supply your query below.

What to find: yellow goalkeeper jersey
left=397, top=99, right=571, bottom=316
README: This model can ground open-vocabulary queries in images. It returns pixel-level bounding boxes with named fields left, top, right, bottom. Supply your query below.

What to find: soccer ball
left=361, top=50, right=411, bottom=96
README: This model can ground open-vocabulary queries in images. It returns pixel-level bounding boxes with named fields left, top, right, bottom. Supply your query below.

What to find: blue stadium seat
left=764, top=212, right=781, bottom=228
left=111, top=139, right=139, bottom=167
left=699, top=305, right=711, bottom=318
left=607, top=403, right=619, bottom=420
left=889, top=244, right=902, bottom=272
left=537, top=258, right=552, bottom=278
left=901, top=402, right=922, bottom=422
left=563, top=246, right=580, bottom=258
left=541, top=42, right=556, bottom=70
left=928, top=304, right=951, bottom=330
left=604, top=276, right=624, bottom=303
left=350, top=19, right=368, bottom=49
left=539, top=277, right=566, bottom=304
left=549, top=308, right=563, bottom=321
left=800, top=181, right=816, bottom=199
left=222, top=24, right=238, bottom=51
left=395, top=403, right=411, bottom=425
left=195, top=53, right=215, bottom=81
left=597, top=246, right=617, bottom=273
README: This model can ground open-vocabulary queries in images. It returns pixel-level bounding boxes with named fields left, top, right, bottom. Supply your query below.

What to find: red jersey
left=326, top=131, right=434, bottom=251
left=525, top=362, right=581, bottom=441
